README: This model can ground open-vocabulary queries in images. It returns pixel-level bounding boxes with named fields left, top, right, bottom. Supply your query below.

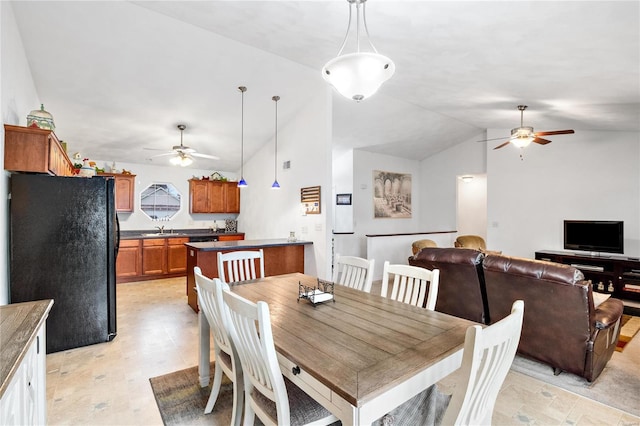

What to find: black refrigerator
left=10, top=174, right=118, bottom=353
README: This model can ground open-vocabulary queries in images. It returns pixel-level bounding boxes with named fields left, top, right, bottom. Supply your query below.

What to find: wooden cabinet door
left=99, top=173, right=136, bottom=212
left=208, top=182, right=226, bottom=212
left=116, top=240, right=141, bottom=278
left=225, top=182, right=240, bottom=213
left=114, top=175, right=135, bottom=212
left=167, top=238, right=188, bottom=274
left=142, top=239, right=166, bottom=275
left=190, top=180, right=210, bottom=213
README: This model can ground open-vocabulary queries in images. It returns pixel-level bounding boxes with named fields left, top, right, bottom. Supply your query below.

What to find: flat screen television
left=563, top=220, right=624, bottom=254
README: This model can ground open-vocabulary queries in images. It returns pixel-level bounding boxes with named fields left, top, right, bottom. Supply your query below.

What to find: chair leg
left=205, top=358, right=224, bottom=414
left=242, top=384, right=256, bottom=426
left=231, top=368, right=244, bottom=426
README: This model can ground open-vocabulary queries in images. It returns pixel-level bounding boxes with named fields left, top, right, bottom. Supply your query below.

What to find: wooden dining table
left=198, top=272, right=474, bottom=425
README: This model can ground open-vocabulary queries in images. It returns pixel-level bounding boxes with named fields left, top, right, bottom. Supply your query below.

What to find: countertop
left=120, top=229, right=245, bottom=240
left=0, top=299, right=54, bottom=399
left=185, top=238, right=313, bottom=251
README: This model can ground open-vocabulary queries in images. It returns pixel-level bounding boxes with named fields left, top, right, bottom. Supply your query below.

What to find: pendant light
left=322, top=0, right=395, bottom=102
left=237, top=86, right=248, bottom=187
left=271, top=95, right=281, bottom=189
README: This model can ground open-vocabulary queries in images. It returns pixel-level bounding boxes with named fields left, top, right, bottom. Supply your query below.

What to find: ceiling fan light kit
left=148, top=123, right=219, bottom=166
left=484, top=105, right=575, bottom=155
left=322, top=0, right=395, bottom=102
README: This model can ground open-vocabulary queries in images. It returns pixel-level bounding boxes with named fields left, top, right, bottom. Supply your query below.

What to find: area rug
left=149, top=363, right=234, bottom=426
left=510, top=323, right=640, bottom=417
left=616, top=314, right=640, bottom=352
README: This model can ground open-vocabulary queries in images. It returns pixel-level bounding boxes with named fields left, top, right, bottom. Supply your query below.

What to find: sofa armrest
left=594, top=298, right=623, bottom=329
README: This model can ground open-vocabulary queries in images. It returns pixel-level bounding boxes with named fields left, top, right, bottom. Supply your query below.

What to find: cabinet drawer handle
left=292, top=366, right=301, bottom=375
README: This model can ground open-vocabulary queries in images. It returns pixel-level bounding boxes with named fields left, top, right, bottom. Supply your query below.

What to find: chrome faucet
left=155, top=225, right=165, bottom=234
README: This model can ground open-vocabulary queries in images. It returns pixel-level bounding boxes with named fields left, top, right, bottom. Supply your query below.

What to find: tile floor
left=46, top=278, right=640, bottom=425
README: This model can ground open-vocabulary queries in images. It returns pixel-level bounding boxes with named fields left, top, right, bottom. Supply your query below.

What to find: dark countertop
left=120, top=228, right=245, bottom=240
left=185, top=238, right=313, bottom=251
left=0, top=300, right=54, bottom=399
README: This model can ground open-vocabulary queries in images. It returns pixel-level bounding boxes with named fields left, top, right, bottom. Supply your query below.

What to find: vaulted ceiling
left=10, top=1, right=640, bottom=171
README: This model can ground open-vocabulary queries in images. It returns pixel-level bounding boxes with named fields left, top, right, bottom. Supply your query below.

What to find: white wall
left=1, top=3, right=41, bottom=305
left=487, top=129, right=640, bottom=258
left=238, top=89, right=333, bottom=279
left=92, top=160, right=238, bottom=231
left=346, top=150, right=422, bottom=258
left=456, top=174, right=488, bottom=241
left=419, top=136, right=487, bottom=234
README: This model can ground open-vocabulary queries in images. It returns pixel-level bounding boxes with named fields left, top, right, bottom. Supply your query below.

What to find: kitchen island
left=185, top=239, right=313, bottom=311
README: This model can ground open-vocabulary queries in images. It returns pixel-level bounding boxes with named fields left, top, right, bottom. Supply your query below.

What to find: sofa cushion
left=410, top=248, right=489, bottom=324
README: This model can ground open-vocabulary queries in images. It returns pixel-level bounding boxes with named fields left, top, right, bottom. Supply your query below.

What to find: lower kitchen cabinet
left=167, top=238, right=187, bottom=273
left=116, top=239, right=141, bottom=279
left=0, top=300, right=53, bottom=426
left=117, top=237, right=189, bottom=283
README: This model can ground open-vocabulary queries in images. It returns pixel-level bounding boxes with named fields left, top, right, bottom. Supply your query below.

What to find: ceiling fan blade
left=533, top=137, right=552, bottom=145
left=535, top=129, right=575, bottom=136
left=477, top=136, right=509, bottom=143
left=192, top=152, right=220, bottom=160
left=148, top=152, right=176, bottom=158
left=493, top=141, right=511, bottom=150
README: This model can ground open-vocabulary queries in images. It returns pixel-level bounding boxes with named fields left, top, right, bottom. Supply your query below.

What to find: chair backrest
left=381, top=261, right=440, bottom=310
left=194, top=267, right=234, bottom=356
left=442, top=300, right=524, bottom=426
left=411, top=239, right=437, bottom=255
left=332, top=254, right=375, bottom=293
left=217, top=249, right=265, bottom=283
left=409, top=247, right=489, bottom=324
left=222, top=289, right=290, bottom=425
left=454, top=235, right=487, bottom=250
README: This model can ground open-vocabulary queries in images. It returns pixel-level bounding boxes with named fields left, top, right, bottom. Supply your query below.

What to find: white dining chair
left=217, top=249, right=265, bottom=283
left=194, top=267, right=243, bottom=424
left=332, top=254, right=375, bottom=293
left=381, top=261, right=440, bottom=310
left=374, top=300, right=524, bottom=426
left=221, top=289, right=338, bottom=426
left=442, top=299, right=524, bottom=424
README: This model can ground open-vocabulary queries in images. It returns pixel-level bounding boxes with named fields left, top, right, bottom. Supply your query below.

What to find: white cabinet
left=0, top=300, right=52, bottom=426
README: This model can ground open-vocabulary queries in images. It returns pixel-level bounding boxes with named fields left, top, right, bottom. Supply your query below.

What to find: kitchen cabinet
left=167, top=238, right=188, bottom=274
left=142, top=239, right=166, bottom=276
left=98, top=173, right=136, bottom=212
left=116, top=239, right=141, bottom=279
left=189, top=179, right=240, bottom=213
left=117, top=237, right=189, bottom=283
left=4, top=124, right=73, bottom=176
left=0, top=300, right=53, bottom=426
left=219, top=234, right=244, bottom=241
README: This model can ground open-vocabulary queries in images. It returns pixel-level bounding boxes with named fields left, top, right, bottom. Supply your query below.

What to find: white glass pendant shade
left=323, top=52, right=395, bottom=102
left=322, top=0, right=394, bottom=102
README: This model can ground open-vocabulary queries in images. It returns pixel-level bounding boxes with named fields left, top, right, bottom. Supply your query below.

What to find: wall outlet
left=315, top=223, right=322, bottom=232
left=301, top=226, right=308, bottom=234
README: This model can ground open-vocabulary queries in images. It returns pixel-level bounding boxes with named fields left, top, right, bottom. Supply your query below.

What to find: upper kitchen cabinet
left=98, top=173, right=136, bottom=212
left=189, top=179, right=240, bottom=214
left=4, top=124, right=74, bottom=176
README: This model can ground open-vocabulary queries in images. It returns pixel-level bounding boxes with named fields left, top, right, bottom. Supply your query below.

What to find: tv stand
left=535, top=250, right=640, bottom=306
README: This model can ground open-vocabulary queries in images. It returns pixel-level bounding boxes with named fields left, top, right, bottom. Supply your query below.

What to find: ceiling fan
left=146, top=124, right=219, bottom=166
left=480, top=105, right=575, bottom=151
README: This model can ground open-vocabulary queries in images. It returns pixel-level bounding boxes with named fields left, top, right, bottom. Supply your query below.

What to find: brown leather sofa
left=409, top=247, right=489, bottom=324
left=482, top=254, right=623, bottom=382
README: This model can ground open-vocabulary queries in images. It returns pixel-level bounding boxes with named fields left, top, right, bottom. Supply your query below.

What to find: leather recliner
left=482, top=254, right=623, bottom=382
left=409, top=247, right=490, bottom=324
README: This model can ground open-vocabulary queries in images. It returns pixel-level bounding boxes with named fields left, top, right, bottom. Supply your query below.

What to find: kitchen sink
left=141, top=232, right=187, bottom=237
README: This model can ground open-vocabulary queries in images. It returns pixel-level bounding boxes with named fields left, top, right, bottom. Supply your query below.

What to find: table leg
left=199, top=310, right=211, bottom=387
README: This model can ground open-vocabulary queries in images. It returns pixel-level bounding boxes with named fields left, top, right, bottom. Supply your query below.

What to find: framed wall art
left=372, top=170, right=412, bottom=218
